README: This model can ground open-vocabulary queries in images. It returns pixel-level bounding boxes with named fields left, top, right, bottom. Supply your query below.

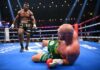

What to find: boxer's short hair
left=23, top=3, right=29, bottom=7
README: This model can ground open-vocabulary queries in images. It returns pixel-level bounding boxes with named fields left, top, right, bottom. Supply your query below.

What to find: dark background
left=0, top=0, right=100, bottom=26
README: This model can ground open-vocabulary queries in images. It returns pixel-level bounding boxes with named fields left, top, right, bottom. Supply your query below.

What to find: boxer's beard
left=24, top=8, right=28, bottom=11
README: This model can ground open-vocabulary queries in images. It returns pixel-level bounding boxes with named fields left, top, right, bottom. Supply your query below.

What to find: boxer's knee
left=42, top=40, right=49, bottom=47
left=32, top=55, right=40, bottom=62
left=26, top=32, right=30, bottom=37
left=18, top=28, right=24, bottom=35
left=32, top=53, right=43, bottom=62
left=32, top=55, right=37, bottom=62
left=42, top=40, right=46, bottom=46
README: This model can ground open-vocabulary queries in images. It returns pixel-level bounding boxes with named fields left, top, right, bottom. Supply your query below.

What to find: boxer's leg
left=25, top=25, right=32, bottom=50
left=32, top=53, right=43, bottom=62
left=42, top=40, right=50, bottom=47
left=25, top=32, right=30, bottom=50
left=18, top=28, right=24, bottom=52
left=32, top=53, right=51, bottom=62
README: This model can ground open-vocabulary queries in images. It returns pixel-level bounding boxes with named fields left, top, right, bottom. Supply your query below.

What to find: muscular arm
left=62, top=40, right=80, bottom=65
left=66, top=40, right=80, bottom=55
left=64, top=31, right=80, bottom=55
left=31, top=15, right=36, bottom=24
left=30, top=11, right=36, bottom=27
left=68, top=31, right=80, bottom=55
left=58, top=31, right=80, bottom=56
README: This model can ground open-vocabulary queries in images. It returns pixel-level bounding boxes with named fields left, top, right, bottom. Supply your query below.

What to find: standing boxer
left=11, top=3, right=37, bottom=52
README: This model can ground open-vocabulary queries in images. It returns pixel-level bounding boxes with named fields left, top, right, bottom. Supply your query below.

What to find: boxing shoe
left=20, top=43, right=24, bottom=52
left=25, top=45, right=28, bottom=50
left=20, top=47, right=24, bottom=52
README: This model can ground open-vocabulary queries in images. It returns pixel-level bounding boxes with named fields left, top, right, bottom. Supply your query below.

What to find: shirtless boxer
left=11, top=3, right=37, bottom=52
left=32, top=24, right=80, bottom=67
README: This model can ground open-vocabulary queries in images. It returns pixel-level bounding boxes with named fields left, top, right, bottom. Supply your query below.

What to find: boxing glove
left=33, top=23, right=37, bottom=29
left=10, top=24, right=14, bottom=28
left=46, top=58, right=63, bottom=68
left=46, top=58, right=53, bottom=68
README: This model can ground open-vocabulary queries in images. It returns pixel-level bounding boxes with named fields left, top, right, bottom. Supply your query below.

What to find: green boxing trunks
left=40, top=40, right=62, bottom=62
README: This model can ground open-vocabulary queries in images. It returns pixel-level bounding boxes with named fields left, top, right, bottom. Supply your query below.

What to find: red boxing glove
left=46, top=58, right=53, bottom=68
left=46, top=58, right=63, bottom=68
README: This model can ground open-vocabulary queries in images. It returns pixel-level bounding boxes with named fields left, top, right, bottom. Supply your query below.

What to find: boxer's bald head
left=58, top=24, right=74, bottom=45
left=58, top=24, right=74, bottom=33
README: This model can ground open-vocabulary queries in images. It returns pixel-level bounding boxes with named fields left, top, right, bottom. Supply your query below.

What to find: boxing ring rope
left=77, top=16, right=100, bottom=42
left=79, top=16, right=100, bottom=26
left=79, top=22, right=100, bottom=36
left=0, top=16, right=100, bottom=42
left=79, top=22, right=100, bottom=29
left=0, top=26, right=59, bottom=42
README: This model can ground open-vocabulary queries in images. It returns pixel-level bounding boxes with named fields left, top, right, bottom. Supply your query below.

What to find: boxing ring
left=0, top=16, right=100, bottom=70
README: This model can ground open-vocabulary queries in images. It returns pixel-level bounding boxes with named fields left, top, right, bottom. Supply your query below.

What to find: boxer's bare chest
left=19, top=10, right=31, bottom=23
left=20, top=11, right=30, bottom=18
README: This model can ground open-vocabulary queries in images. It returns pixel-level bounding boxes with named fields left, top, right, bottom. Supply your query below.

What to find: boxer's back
left=57, top=24, right=80, bottom=64
left=63, top=31, right=80, bottom=64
